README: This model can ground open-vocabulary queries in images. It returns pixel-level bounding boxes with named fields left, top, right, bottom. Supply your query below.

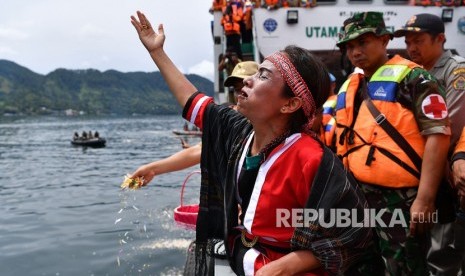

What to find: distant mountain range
left=0, top=59, right=214, bottom=115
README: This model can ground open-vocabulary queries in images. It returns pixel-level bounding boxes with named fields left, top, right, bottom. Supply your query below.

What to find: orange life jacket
left=300, top=0, right=316, bottom=7
left=265, top=0, right=280, bottom=7
left=414, top=0, right=432, bottom=5
left=222, top=3, right=243, bottom=35
left=320, top=95, right=337, bottom=149
left=336, top=55, right=426, bottom=188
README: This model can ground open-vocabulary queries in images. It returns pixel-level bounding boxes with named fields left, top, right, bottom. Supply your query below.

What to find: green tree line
left=0, top=59, right=214, bottom=115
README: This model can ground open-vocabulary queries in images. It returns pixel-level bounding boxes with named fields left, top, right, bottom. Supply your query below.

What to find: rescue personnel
left=211, top=0, right=227, bottom=11
left=241, top=1, right=254, bottom=43
left=335, top=11, right=450, bottom=275
left=218, top=47, right=242, bottom=99
left=281, top=0, right=301, bottom=7
left=394, top=13, right=465, bottom=275
left=223, top=61, right=258, bottom=104
left=210, top=0, right=226, bottom=12
left=221, top=0, right=243, bottom=59
left=300, top=0, right=315, bottom=7
left=263, top=0, right=280, bottom=9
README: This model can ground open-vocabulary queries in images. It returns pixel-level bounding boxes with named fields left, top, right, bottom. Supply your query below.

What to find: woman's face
left=236, top=59, right=288, bottom=123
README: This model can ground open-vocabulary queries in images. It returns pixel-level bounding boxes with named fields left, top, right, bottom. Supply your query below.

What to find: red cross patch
left=421, top=94, right=448, bottom=120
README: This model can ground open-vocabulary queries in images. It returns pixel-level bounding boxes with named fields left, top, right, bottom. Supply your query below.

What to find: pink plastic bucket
left=173, top=171, right=200, bottom=230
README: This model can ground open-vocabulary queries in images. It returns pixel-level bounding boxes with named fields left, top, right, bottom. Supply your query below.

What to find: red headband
left=265, top=52, right=316, bottom=131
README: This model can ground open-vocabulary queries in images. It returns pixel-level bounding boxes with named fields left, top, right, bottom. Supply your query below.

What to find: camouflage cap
left=337, top=11, right=393, bottom=47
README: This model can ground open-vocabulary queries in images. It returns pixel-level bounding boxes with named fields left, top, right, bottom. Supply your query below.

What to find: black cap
left=394, top=13, right=445, bottom=37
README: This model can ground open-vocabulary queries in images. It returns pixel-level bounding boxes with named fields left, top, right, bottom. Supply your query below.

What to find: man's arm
left=130, top=143, right=202, bottom=185
left=410, top=133, right=450, bottom=235
left=452, top=127, right=465, bottom=196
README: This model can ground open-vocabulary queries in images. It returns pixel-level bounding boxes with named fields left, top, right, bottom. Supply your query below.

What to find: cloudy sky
left=0, top=0, right=215, bottom=80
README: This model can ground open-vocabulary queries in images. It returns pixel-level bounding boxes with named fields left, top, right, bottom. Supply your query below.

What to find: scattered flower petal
left=120, top=174, right=144, bottom=190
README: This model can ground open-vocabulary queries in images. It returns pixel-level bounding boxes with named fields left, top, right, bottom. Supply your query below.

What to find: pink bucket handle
left=180, top=170, right=201, bottom=206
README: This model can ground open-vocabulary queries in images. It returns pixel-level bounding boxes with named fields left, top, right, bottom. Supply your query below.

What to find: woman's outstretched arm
left=130, top=11, right=197, bottom=108
left=129, top=142, right=202, bottom=186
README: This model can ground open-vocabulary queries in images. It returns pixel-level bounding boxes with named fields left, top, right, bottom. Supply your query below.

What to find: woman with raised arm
left=128, top=61, right=258, bottom=186
left=130, top=10, right=372, bottom=276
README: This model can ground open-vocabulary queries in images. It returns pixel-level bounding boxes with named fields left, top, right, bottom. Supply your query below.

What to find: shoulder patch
left=452, top=68, right=465, bottom=75
left=453, top=76, right=465, bottom=90
left=421, top=94, right=448, bottom=120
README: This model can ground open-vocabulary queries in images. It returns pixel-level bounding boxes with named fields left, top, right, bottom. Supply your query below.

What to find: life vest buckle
left=375, top=113, right=386, bottom=125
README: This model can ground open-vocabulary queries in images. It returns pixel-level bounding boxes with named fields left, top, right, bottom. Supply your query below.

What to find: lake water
left=0, top=115, right=203, bottom=276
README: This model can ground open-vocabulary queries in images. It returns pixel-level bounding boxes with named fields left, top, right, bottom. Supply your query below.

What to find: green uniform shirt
left=397, top=66, right=450, bottom=136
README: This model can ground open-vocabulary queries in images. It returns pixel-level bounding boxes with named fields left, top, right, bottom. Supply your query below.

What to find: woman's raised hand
left=130, top=11, right=165, bottom=54
left=130, top=10, right=198, bottom=108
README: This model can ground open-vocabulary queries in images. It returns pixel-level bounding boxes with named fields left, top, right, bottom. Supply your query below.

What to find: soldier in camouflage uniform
left=394, top=13, right=465, bottom=276
left=335, top=12, right=451, bottom=275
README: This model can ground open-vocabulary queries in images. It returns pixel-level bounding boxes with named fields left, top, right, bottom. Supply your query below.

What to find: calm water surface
left=0, top=115, right=202, bottom=276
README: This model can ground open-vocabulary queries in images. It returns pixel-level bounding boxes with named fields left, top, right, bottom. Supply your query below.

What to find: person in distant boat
left=81, top=131, right=88, bottom=140
left=94, top=131, right=99, bottom=138
left=129, top=61, right=258, bottom=185
left=88, top=131, right=93, bottom=139
left=73, top=132, right=79, bottom=140
left=130, top=10, right=372, bottom=275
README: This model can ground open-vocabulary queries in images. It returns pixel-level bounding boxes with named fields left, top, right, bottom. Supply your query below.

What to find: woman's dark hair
left=281, top=45, right=330, bottom=132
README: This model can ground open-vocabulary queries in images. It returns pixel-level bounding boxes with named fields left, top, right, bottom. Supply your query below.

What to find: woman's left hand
left=130, top=11, right=165, bottom=55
